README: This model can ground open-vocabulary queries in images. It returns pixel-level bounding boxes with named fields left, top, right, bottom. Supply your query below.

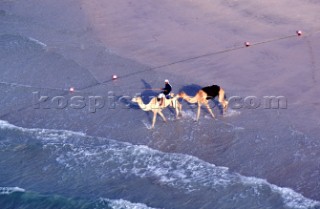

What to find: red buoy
left=296, top=30, right=302, bottom=36
left=245, top=42, right=251, bottom=47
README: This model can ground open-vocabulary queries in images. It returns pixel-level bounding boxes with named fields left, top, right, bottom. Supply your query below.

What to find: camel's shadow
left=178, top=84, right=224, bottom=115
left=119, top=79, right=158, bottom=110
left=179, top=83, right=202, bottom=96
left=140, top=79, right=158, bottom=104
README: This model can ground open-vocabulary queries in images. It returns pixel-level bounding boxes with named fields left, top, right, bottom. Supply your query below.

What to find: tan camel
left=178, top=85, right=228, bottom=121
left=131, top=93, right=182, bottom=128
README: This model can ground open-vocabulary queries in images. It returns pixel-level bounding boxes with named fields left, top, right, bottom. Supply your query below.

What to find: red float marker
left=69, top=87, right=75, bottom=92
left=112, top=75, right=118, bottom=80
left=296, top=30, right=302, bottom=36
left=245, top=42, right=251, bottom=47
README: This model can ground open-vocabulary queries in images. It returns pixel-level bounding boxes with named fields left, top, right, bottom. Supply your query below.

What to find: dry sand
left=81, top=0, right=320, bottom=133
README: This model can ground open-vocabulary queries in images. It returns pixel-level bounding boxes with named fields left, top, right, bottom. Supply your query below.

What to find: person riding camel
left=157, top=79, right=172, bottom=106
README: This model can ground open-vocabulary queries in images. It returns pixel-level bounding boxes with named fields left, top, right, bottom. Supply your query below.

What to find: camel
left=131, top=93, right=182, bottom=128
left=178, top=85, right=228, bottom=121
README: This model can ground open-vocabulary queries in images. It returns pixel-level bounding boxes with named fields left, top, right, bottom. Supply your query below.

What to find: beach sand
left=1, top=0, right=320, bottom=202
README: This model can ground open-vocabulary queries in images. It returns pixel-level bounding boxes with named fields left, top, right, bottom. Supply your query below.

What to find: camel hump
left=178, top=91, right=185, bottom=97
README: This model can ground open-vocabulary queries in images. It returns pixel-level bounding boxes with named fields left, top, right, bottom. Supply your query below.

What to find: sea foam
left=0, top=187, right=25, bottom=195
left=1, top=120, right=319, bottom=208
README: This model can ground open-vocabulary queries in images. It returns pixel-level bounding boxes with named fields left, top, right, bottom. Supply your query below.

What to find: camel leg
left=175, top=106, right=180, bottom=118
left=171, top=99, right=181, bottom=118
left=174, top=102, right=181, bottom=118
left=158, top=111, right=167, bottom=123
left=151, top=111, right=157, bottom=128
left=178, top=103, right=182, bottom=117
left=196, top=102, right=201, bottom=121
left=205, top=102, right=215, bottom=119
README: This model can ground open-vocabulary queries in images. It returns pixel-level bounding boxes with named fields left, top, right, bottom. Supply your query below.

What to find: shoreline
left=1, top=0, right=320, bottom=202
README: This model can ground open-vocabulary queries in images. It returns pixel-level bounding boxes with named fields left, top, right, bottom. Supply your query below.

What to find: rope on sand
left=1, top=29, right=320, bottom=93
left=101, top=29, right=320, bottom=83
left=1, top=29, right=319, bottom=118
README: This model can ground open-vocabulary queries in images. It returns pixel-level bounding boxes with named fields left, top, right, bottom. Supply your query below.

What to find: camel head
left=131, top=96, right=142, bottom=103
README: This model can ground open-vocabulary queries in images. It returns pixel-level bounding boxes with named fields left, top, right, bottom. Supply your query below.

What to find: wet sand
left=1, top=0, right=320, bottom=201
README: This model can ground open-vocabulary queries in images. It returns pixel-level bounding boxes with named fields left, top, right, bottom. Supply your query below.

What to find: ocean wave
left=0, top=187, right=156, bottom=209
left=240, top=176, right=320, bottom=209
left=0, top=34, right=45, bottom=51
left=1, top=120, right=320, bottom=209
left=0, top=120, right=86, bottom=141
left=101, top=198, right=159, bottom=209
left=0, top=187, right=25, bottom=195
left=27, top=37, right=47, bottom=48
